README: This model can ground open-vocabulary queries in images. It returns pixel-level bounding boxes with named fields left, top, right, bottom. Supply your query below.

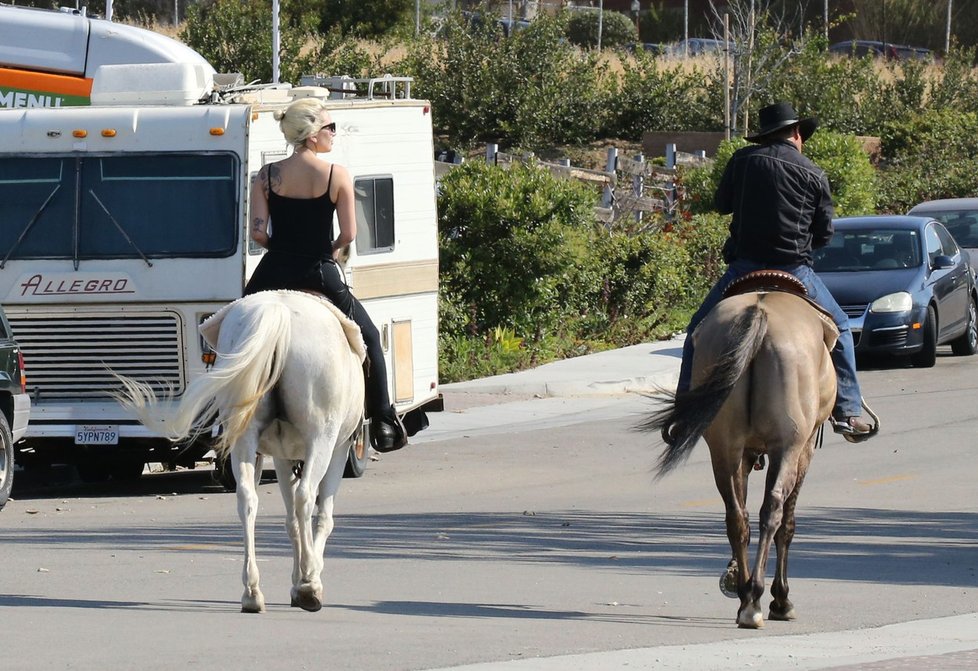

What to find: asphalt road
left=1, top=351, right=976, bottom=670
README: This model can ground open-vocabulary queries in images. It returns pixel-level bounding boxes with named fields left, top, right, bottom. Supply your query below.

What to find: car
left=829, top=40, right=932, bottom=61
left=813, top=215, right=978, bottom=367
left=907, top=198, right=978, bottom=275
left=669, top=38, right=729, bottom=57
left=624, top=42, right=668, bottom=55
left=0, top=304, right=29, bottom=509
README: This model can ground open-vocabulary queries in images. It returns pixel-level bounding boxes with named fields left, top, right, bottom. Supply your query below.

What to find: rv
left=0, top=5, right=441, bottom=482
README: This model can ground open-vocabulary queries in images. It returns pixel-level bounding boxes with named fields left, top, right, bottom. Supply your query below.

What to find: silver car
left=908, top=198, right=978, bottom=275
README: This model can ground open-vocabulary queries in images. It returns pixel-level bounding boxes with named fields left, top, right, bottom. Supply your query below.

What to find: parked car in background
left=908, top=198, right=978, bottom=275
left=813, top=216, right=978, bottom=367
left=624, top=42, right=667, bottom=55
left=829, top=40, right=932, bottom=60
left=669, top=38, right=729, bottom=56
left=0, top=305, right=29, bottom=510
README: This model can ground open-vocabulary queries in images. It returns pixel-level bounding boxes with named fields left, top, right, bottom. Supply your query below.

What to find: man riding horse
left=675, top=101, right=876, bottom=442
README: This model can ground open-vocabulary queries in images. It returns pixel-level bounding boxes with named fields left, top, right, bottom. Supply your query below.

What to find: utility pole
left=597, top=0, right=604, bottom=51
left=824, top=0, right=828, bottom=42
left=946, top=0, right=953, bottom=54
left=684, top=0, right=689, bottom=58
left=272, top=0, right=280, bottom=84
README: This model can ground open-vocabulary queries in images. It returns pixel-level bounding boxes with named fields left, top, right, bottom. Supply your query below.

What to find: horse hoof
left=241, top=603, right=265, bottom=614
left=769, top=604, right=797, bottom=621
left=719, top=560, right=739, bottom=599
left=294, top=593, right=322, bottom=612
left=737, top=607, right=764, bottom=629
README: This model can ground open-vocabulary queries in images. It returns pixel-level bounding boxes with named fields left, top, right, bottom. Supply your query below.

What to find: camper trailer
left=0, top=5, right=441, bottom=482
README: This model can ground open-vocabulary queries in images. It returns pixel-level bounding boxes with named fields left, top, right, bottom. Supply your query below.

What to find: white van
left=0, top=6, right=441, bottom=482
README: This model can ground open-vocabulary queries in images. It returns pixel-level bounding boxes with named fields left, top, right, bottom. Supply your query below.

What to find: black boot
left=370, top=410, right=407, bottom=453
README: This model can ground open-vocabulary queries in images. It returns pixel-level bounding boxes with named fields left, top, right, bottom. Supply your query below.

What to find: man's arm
left=714, top=158, right=736, bottom=214
left=810, top=172, right=835, bottom=249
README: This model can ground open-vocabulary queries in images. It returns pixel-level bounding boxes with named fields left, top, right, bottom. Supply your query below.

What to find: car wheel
left=343, top=425, right=368, bottom=479
left=911, top=305, right=937, bottom=368
left=0, top=414, right=13, bottom=510
left=951, top=296, right=978, bottom=356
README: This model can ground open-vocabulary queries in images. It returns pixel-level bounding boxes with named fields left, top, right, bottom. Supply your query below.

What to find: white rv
left=0, top=6, right=441, bottom=481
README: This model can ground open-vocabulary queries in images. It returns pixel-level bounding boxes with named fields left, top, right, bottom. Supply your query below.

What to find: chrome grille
left=841, top=304, right=867, bottom=318
left=6, top=310, right=185, bottom=400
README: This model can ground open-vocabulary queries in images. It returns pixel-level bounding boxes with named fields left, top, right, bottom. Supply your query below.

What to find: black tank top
left=266, top=165, right=336, bottom=258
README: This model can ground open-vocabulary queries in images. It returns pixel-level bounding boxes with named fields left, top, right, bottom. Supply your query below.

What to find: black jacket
left=715, top=139, right=835, bottom=266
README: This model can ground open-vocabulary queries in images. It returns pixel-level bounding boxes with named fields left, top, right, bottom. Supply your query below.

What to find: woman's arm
left=250, top=165, right=272, bottom=248
left=331, top=164, right=357, bottom=259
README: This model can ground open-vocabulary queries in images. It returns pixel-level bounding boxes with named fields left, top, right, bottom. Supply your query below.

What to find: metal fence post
left=602, top=147, right=617, bottom=209
left=633, top=154, right=645, bottom=224
left=665, top=143, right=677, bottom=220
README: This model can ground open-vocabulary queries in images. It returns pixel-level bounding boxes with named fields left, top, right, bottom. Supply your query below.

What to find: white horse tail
left=116, top=300, right=292, bottom=456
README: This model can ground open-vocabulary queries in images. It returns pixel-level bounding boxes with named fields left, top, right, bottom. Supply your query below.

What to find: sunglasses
left=319, top=122, right=337, bottom=134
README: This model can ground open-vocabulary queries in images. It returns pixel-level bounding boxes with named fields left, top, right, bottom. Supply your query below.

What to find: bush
left=691, top=134, right=875, bottom=217
left=607, top=52, right=719, bottom=140
left=565, top=10, right=637, bottom=49
left=877, top=109, right=978, bottom=212
left=181, top=0, right=321, bottom=83
left=804, top=131, right=877, bottom=216
left=437, top=160, right=602, bottom=339
left=399, top=12, right=612, bottom=147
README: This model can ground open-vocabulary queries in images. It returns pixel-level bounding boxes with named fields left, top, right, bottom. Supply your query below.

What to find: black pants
left=313, top=260, right=392, bottom=420
left=245, top=255, right=393, bottom=421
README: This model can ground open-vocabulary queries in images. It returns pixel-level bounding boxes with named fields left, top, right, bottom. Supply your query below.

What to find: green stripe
left=0, top=86, right=90, bottom=108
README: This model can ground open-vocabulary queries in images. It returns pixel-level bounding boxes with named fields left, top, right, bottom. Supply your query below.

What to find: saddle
left=722, top=270, right=807, bottom=300
left=720, top=269, right=839, bottom=350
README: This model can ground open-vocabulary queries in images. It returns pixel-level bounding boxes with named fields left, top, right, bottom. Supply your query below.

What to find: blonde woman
left=245, top=98, right=407, bottom=453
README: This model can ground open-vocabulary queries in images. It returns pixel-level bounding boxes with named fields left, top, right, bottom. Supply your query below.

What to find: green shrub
left=693, top=134, right=875, bottom=217
left=181, top=0, right=318, bottom=83
left=804, top=131, right=877, bottom=216
left=398, top=12, right=612, bottom=147
left=565, top=10, right=637, bottom=49
left=877, top=109, right=978, bottom=212
left=437, top=160, right=602, bottom=339
left=608, top=52, right=718, bottom=140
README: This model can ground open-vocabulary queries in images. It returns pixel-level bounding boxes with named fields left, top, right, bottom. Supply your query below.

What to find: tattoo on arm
left=252, top=216, right=267, bottom=237
left=268, top=164, right=282, bottom=194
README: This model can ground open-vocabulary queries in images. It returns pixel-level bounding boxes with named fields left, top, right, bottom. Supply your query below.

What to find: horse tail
left=115, top=300, right=292, bottom=457
left=642, top=302, right=768, bottom=477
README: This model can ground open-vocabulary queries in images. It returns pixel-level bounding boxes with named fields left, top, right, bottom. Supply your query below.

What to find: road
left=0, top=352, right=976, bottom=670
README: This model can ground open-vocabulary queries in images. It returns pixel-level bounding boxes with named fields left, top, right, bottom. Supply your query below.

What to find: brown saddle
left=722, top=270, right=807, bottom=300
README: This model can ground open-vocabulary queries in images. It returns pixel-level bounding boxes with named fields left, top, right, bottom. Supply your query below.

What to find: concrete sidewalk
left=440, top=335, right=684, bottom=399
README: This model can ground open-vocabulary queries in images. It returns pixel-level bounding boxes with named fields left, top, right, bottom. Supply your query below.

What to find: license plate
left=75, top=425, right=119, bottom=445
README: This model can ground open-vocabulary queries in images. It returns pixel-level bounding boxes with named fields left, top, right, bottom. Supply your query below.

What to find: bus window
left=0, top=153, right=239, bottom=261
left=354, top=176, right=394, bottom=254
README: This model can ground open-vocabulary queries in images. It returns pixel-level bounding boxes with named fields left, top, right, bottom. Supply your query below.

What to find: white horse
left=117, top=290, right=365, bottom=613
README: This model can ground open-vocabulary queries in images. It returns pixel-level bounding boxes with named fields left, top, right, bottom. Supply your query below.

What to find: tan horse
left=645, top=289, right=838, bottom=629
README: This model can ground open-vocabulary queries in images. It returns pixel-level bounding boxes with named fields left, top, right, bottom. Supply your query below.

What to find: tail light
left=17, top=350, right=26, bottom=394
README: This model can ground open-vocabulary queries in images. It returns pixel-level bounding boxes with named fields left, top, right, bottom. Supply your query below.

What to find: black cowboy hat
left=745, top=101, right=818, bottom=143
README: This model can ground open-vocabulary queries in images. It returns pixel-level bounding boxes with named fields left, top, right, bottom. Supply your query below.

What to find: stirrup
left=830, top=398, right=881, bottom=444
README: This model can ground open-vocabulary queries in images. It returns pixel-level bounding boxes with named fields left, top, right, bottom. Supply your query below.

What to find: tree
left=707, top=0, right=806, bottom=137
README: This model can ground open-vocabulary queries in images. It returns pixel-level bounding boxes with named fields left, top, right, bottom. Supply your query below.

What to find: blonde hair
left=273, top=98, right=329, bottom=147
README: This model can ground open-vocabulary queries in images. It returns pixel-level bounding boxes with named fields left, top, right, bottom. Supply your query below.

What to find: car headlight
left=869, top=292, right=913, bottom=313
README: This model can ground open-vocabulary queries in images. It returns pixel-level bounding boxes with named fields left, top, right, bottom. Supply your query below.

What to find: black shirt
left=715, top=139, right=835, bottom=266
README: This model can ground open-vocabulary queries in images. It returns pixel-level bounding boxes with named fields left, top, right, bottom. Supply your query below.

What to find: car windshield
left=813, top=229, right=921, bottom=272
left=915, top=211, right=978, bottom=247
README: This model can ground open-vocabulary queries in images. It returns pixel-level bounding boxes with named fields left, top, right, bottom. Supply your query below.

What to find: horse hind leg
left=712, top=455, right=759, bottom=628
left=231, top=431, right=266, bottom=613
left=288, top=429, right=343, bottom=613
left=769, top=451, right=812, bottom=621
left=271, top=457, right=302, bottom=602
left=743, top=452, right=804, bottom=628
